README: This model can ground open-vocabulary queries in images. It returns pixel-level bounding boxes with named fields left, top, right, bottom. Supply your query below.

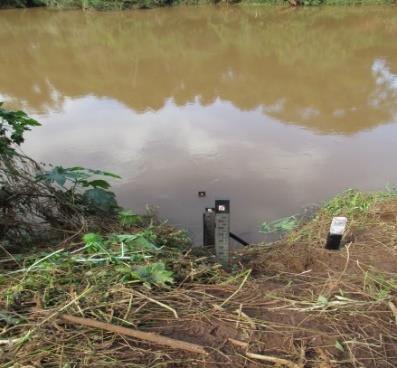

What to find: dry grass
left=1, top=190, right=397, bottom=367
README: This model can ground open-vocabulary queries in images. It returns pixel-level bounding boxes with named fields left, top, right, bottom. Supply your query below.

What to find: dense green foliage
left=0, top=102, right=41, bottom=157
left=0, top=0, right=211, bottom=10
left=0, top=0, right=44, bottom=8
left=0, top=102, right=123, bottom=245
left=0, top=101, right=190, bottom=312
left=37, top=166, right=120, bottom=211
left=1, top=0, right=395, bottom=9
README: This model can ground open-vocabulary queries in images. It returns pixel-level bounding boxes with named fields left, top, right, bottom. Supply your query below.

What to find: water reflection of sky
left=22, top=94, right=397, bottom=243
left=371, top=59, right=397, bottom=109
left=372, top=59, right=397, bottom=89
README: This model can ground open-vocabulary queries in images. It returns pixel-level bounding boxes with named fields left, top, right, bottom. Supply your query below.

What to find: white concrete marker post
left=325, top=216, right=348, bottom=250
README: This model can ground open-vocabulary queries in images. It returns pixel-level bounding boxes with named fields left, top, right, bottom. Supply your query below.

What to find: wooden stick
left=228, top=338, right=249, bottom=349
left=246, top=352, right=301, bottom=368
left=60, top=314, right=207, bottom=355
left=0, top=338, right=20, bottom=346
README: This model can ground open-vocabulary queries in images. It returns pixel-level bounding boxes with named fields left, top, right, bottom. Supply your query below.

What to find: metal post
left=203, top=208, right=215, bottom=247
left=215, top=200, right=230, bottom=266
left=229, top=232, right=249, bottom=246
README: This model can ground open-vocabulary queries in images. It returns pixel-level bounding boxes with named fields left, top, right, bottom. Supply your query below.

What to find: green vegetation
left=0, top=102, right=40, bottom=156
left=0, top=0, right=43, bottom=8
left=323, top=187, right=397, bottom=218
left=260, top=188, right=397, bottom=239
left=0, top=101, right=194, bottom=297
left=0, top=103, right=124, bottom=246
left=260, top=215, right=298, bottom=234
left=278, top=187, right=397, bottom=249
left=1, top=0, right=396, bottom=10
left=1, top=0, right=208, bottom=10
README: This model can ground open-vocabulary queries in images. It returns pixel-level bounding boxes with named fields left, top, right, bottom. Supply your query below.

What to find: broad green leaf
left=0, top=103, right=40, bottom=156
left=38, top=166, right=67, bottom=186
left=114, top=234, right=140, bottom=243
left=82, top=233, right=106, bottom=252
left=83, top=233, right=104, bottom=246
left=134, top=262, right=173, bottom=288
left=118, top=210, right=142, bottom=226
left=82, top=188, right=117, bottom=211
left=260, top=216, right=298, bottom=234
left=67, top=166, right=86, bottom=171
left=134, top=236, right=158, bottom=250
left=87, top=169, right=121, bottom=179
left=86, top=179, right=111, bottom=189
left=114, top=233, right=158, bottom=251
left=0, top=103, right=41, bottom=155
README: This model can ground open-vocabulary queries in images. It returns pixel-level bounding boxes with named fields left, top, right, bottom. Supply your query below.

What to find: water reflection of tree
left=1, top=7, right=397, bottom=133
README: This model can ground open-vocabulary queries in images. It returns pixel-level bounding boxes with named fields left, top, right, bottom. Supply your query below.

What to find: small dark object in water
left=198, top=191, right=206, bottom=198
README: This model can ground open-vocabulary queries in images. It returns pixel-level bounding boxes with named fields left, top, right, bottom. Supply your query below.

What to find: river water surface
left=1, top=6, right=397, bottom=243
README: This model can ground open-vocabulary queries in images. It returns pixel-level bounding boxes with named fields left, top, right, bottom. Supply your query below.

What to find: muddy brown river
left=1, top=6, right=397, bottom=243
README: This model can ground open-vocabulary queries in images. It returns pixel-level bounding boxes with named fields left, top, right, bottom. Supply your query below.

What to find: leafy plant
left=0, top=102, right=41, bottom=156
left=118, top=210, right=143, bottom=227
left=37, top=166, right=120, bottom=211
left=324, top=188, right=397, bottom=219
left=0, top=104, right=122, bottom=245
left=78, top=232, right=172, bottom=287
left=38, top=166, right=120, bottom=188
left=82, top=233, right=106, bottom=253
left=260, top=216, right=298, bottom=234
left=133, top=262, right=174, bottom=288
left=82, top=187, right=117, bottom=211
left=113, top=232, right=158, bottom=251
left=363, top=271, right=396, bottom=301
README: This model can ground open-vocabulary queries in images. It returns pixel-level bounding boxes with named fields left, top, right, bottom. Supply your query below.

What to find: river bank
left=1, top=188, right=397, bottom=367
left=1, top=0, right=396, bottom=10
left=2, top=105, right=397, bottom=366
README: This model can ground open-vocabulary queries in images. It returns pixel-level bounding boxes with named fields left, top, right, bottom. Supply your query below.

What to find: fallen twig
left=60, top=314, right=208, bottom=355
left=220, top=269, right=251, bottom=307
left=0, top=338, right=20, bottom=346
left=228, top=338, right=249, bottom=349
left=133, top=289, right=179, bottom=319
left=246, top=352, right=301, bottom=368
